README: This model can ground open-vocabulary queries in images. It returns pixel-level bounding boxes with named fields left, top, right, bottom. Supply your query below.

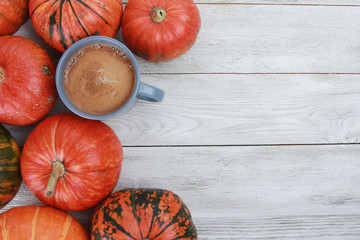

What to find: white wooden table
left=2, top=0, right=360, bottom=239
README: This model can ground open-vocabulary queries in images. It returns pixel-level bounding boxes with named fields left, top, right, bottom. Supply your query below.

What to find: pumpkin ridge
left=59, top=214, right=72, bottom=240
left=66, top=164, right=122, bottom=174
left=150, top=192, right=186, bottom=239
left=30, top=0, right=52, bottom=18
left=60, top=173, right=89, bottom=210
left=0, top=211, right=8, bottom=239
left=101, top=204, right=137, bottom=240
left=74, top=0, right=114, bottom=31
left=48, top=10, right=57, bottom=41
left=0, top=11, right=17, bottom=28
left=132, top=19, right=156, bottom=57
left=169, top=203, right=197, bottom=240
left=144, top=188, right=163, bottom=238
left=131, top=188, right=145, bottom=239
left=170, top=11, right=200, bottom=35
left=5, top=0, right=24, bottom=9
left=58, top=0, right=69, bottom=50
left=67, top=0, right=89, bottom=37
left=31, top=206, right=40, bottom=239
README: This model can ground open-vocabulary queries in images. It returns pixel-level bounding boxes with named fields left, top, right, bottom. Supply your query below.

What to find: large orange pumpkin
left=0, top=205, right=89, bottom=239
left=121, top=0, right=201, bottom=62
left=0, top=35, right=57, bottom=126
left=20, top=113, right=123, bottom=211
left=0, top=0, right=28, bottom=35
left=29, top=0, right=123, bottom=52
left=91, top=188, right=197, bottom=239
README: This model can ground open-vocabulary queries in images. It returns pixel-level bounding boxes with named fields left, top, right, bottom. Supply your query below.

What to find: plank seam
left=194, top=3, right=360, bottom=7
left=141, top=73, right=360, bottom=75
left=122, top=143, right=360, bottom=148
left=121, top=2, right=360, bottom=7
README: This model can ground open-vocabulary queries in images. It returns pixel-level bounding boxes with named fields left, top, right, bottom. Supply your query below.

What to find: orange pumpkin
left=91, top=188, right=197, bottom=239
left=0, top=35, right=57, bottom=126
left=0, top=205, right=89, bottom=239
left=0, top=0, right=28, bottom=35
left=29, top=0, right=123, bottom=52
left=121, top=0, right=201, bottom=62
left=21, top=113, right=123, bottom=211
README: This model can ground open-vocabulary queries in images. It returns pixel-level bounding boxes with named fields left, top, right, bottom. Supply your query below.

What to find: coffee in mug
left=63, top=43, right=136, bottom=116
left=56, top=36, right=164, bottom=120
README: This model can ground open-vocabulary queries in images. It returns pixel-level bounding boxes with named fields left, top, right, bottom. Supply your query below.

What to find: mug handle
left=138, top=82, right=165, bottom=102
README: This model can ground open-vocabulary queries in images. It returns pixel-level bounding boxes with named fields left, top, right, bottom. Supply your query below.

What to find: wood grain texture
left=5, top=74, right=360, bottom=146
left=4, top=2, right=360, bottom=240
left=1, top=145, right=360, bottom=237
left=123, top=4, right=360, bottom=73
left=123, top=0, right=360, bottom=5
left=197, top=215, right=360, bottom=239
left=15, top=4, right=360, bottom=74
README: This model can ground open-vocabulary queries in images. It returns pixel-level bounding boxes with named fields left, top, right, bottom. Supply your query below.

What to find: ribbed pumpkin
left=29, top=0, right=123, bottom=52
left=121, top=0, right=201, bottom=62
left=91, top=188, right=197, bottom=240
left=0, top=35, right=57, bottom=126
left=0, top=205, right=89, bottom=239
left=0, top=125, right=21, bottom=209
left=0, top=0, right=29, bottom=35
left=21, top=113, right=123, bottom=211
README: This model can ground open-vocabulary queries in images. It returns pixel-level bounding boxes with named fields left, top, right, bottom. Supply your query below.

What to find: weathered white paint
left=2, top=2, right=360, bottom=239
left=5, top=74, right=360, bottom=146
left=15, top=4, right=360, bottom=74
left=2, top=146, right=360, bottom=238
left=124, top=0, right=360, bottom=5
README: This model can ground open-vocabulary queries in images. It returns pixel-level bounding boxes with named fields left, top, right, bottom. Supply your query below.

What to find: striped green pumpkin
left=91, top=188, right=197, bottom=240
left=0, top=124, right=21, bottom=209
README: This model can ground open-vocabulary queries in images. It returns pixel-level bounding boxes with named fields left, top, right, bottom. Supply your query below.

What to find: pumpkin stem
left=151, top=7, right=167, bottom=23
left=45, top=160, right=66, bottom=197
left=0, top=66, right=4, bottom=83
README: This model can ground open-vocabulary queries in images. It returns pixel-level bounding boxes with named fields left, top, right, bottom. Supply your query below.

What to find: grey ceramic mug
left=56, top=36, right=164, bottom=120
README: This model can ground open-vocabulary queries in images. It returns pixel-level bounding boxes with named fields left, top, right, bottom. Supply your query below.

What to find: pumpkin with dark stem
left=121, top=0, right=201, bottom=62
left=29, top=0, right=123, bottom=52
left=0, top=124, right=21, bottom=209
left=0, top=0, right=29, bottom=35
left=20, top=113, right=123, bottom=211
left=91, top=188, right=197, bottom=240
left=0, top=35, right=57, bottom=126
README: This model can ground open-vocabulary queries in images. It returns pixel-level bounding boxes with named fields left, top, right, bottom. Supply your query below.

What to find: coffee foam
left=64, top=44, right=136, bottom=115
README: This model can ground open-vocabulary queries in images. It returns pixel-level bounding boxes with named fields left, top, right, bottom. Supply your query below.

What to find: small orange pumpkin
left=121, top=0, right=201, bottom=62
left=0, top=0, right=28, bottom=35
left=0, top=35, right=57, bottom=126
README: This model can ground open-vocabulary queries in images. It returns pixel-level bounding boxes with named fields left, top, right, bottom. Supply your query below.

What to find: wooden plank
left=123, top=0, right=360, bottom=6
left=196, top=215, right=360, bottom=239
left=5, top=74, right=360, bottom=146
left=15, top=4, right=360, bottom=74
left=2, top=145, right=360, bottom=237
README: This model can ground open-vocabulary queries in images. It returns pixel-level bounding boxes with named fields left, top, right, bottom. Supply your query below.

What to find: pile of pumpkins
left=0, top=0, right=201, bottom=239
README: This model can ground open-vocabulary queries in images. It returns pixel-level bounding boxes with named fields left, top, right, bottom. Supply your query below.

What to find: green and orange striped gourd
left=0, top=124, right=21, bottom=209
left=29, top=0, right=123, bottom=52
left=91, top=188, right=197, bottom=240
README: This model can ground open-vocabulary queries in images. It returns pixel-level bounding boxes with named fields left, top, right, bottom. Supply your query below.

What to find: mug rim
left=56, top=36, right=141, bottom=120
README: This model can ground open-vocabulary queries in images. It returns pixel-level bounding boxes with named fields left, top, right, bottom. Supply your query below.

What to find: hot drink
left=64, top=43, right=136, bottom=116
